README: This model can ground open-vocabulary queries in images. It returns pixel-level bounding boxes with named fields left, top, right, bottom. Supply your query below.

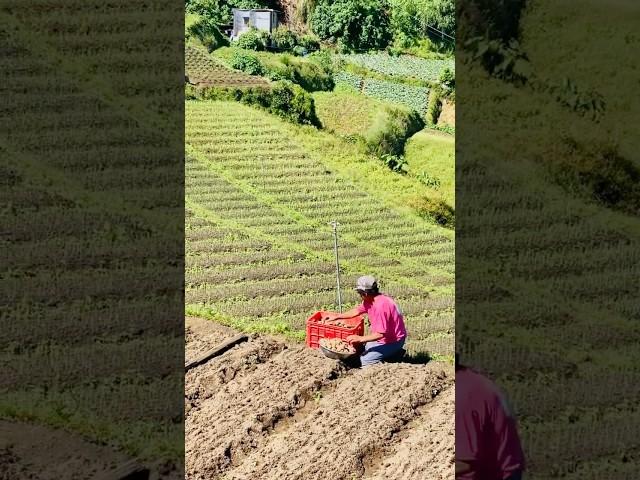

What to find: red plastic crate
left=305, top=311, right=365, bottom=349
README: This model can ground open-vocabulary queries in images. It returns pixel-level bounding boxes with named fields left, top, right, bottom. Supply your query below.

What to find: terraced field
left=185, top=100, right=455, bottom=358
left=185, top=317, right=454, bottom=480
left=186, top=45, right=270, bottom=87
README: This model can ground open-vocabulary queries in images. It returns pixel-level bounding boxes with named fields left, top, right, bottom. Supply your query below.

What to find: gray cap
left=355, top=275, right=377, bottom=292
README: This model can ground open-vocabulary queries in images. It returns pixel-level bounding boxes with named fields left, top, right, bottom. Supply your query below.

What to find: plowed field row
left=185, top=317, right=454, bottom=480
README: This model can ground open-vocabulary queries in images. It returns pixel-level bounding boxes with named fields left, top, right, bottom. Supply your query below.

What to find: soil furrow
left=185, top=346, right=348, bottom=479
left=363, top=387, right=455, bottom=480
left=185, top=336, right=285, bottom=415
left=221, top=363, right=453, bottom=480
left=185, top=316, right=238, bottom=365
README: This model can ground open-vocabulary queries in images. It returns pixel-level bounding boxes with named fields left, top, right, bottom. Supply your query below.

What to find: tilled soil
left=185, top=335, right=286, bottom=415
left=185, top=317, right=455, bottom=480
left=186, top=316, right=239, bottom=364
left=365, top=387, right=455, bottom=480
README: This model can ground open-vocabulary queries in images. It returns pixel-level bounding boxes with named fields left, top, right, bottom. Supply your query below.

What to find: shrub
left=381, top=153, right=408, bottom=173
left=188, top=81, right=321, bottom=127
left=299, top=35, right=321, bottom=52
left=308, top=49, right=335, bottom=72
left=439, top=67, right=455, bottom=92
left=229, top=50, right=265, bottom=75
left=364, top=106, right=424, bottom=157
left=187, top=17, right=229, bottom=52
left=410, top=195, right=455, bottom=228
left=292, top=45, right=307, bottom=56
left=416, top=171, right=441, bottom=188
left=272, top=26, right=300, bottom=51
left=270, top=81, right=321, bottom=126
left=427, top=88, right=443, bottom=125
left=236, top=27, right=271, bottom=51
left=292, top=61, right=334, bottom=91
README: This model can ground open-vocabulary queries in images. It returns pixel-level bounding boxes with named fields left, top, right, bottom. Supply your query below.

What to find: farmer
left=456, top=353, right=526, bottom=480
left=325, top=275, right=407, bottom=366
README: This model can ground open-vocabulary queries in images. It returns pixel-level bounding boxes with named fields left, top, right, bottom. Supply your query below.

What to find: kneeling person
left=327, top=275, right=407, bottom=366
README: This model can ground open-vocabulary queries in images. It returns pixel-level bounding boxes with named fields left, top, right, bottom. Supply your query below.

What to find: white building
left=231, top=9, right=280, bottom=40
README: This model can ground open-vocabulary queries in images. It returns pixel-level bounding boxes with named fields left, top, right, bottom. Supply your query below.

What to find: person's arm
left=347, top=331, right=383, bottom=343
left=323, top=307, right=362, bottom=321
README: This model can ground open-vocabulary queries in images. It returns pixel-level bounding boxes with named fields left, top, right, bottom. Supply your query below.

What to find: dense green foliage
left=426, top=88, right=442, bottom=124
left=186, top=15, right=229, bottom=52
left=271, top=26, right=299, bottom=51
left=363, top=78, right=430, bottom=115
left=410, top=196, right=454, bottom=227
left=364, top=106, right=424, bottom=157
left=389, top=0, right=455, bottom=46
left=229, top=50, right=266, bottom=75
left=186, top=0, right=273, bottom=24
left=187, top=81, right=321, bottom=126
left=311, top=0, right=392, bottom=52
left=236, top=27, right=271, bottom=50
left=216, top=47, right=334, bottom=91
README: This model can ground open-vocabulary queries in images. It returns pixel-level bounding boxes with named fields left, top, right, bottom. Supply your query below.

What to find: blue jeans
left=360, top=337, right=406, bottom=366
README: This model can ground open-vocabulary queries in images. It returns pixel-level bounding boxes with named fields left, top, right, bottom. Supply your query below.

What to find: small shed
left=231, top=9, right=280, bottom=40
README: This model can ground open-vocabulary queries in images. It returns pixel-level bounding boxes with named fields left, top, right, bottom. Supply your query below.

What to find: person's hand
left=346, top=335, right=362, bottom=344
left=321, top=312, right=338, bottom=322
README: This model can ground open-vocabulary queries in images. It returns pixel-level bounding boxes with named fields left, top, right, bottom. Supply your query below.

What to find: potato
left=319, top=338, right=356, bottom=354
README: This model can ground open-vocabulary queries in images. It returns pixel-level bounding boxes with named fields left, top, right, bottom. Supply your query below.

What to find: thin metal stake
left=329, top=220, right=343, bottom=312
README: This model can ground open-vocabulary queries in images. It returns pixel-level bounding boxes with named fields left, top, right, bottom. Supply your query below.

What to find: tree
left=311, top=0, right=392, bottom=52
left=389, top=0, right=455, bottom=45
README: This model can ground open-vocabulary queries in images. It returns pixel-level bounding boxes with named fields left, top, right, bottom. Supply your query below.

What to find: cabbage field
left=333, top=71, right=430, bottom=115
left=341, top=53, right=454, bottom=82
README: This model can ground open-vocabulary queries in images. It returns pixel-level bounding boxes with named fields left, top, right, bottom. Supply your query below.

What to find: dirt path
left=185, top=317, right=455, bottom=480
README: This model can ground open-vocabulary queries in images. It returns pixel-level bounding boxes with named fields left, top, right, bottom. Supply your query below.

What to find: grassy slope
left=312, top=89, right=384, bottom=136
left=405, top=130, right=454, bottom=207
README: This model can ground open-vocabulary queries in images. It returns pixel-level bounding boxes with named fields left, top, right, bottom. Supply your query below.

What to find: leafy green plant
left=381, top=153, right=408, bottom=173
left=236, top=27, right=271, bottom=51
left=410, top=195, right=454, bottom=227
left=187, top=16, right=229, bottom=52
left=272, top=26, right=300, bottom=51
left=416, top=171, right=441, bottom=188
left=299, top=35, right=321, bottom=52
left=229, top=50, right=266, bottom=75
left=439, top=67, right=455, bottom=94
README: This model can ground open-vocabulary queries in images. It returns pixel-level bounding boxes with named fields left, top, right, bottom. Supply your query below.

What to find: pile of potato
left=319, top=317, right=352, bottom=327
left=320, top=338, right=356, bottom=354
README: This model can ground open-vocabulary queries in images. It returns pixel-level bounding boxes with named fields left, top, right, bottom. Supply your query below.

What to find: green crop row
left=341, top=53, right=454, bottom=82
left=333, top=72, right=429, bottom=114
